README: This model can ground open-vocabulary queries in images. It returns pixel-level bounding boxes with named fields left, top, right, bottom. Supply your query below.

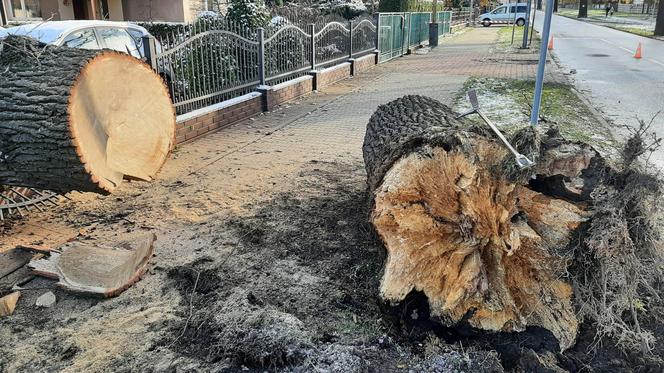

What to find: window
left=517, top=6, right=528, bottom=13
left=492, top=7, right=506, bottom=14
left=9, top=0, right=41, bottom=19
left=126, top=28, right=146, bottom=57
left=99, top=28, right=141, bottom=58
left=63, top=29, right=101, bottom=50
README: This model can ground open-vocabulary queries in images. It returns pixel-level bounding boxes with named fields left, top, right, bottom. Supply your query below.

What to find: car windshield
left=62, top=29, right=100, bottom=50
left=4, top=24, right=63, bottom=44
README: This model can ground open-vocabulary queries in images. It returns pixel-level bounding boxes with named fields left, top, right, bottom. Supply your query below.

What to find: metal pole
left=309, top=24, right=316, bottom=70
left=529, top=2, right=537, bottom=45
left=374, top=13, right=380, bottom=51
left=349, top=20, right=353, bottom=59
left=511, top=0, right=517, bottom=44
left=530, top=0, right=555, bottom=125
left=142, top=35, right=158, bottom=70
left=522, top=0, right=533, bottom=48
left=257, top=28, right=266, bottom=86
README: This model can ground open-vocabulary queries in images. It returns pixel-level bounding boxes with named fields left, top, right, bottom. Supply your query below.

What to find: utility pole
left=429, top=0, right=439, bottom=47
left=530, top=0, right=555, bottom=125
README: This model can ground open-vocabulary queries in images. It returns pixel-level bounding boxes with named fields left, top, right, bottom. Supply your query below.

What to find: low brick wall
left=175, top=92, right=263, bottom=144
left=316, top=62, right=351, bottom=89
left=174, top=55, right=378, bottom=144
left=353, top=53, right=377, bottom=75
left=263, top=75, right=314, bottom=111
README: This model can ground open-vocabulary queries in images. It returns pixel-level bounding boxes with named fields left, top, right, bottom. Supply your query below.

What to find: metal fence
left=145, top=11, right=458, bottom=115
left=378, top=11, right=454, bottom=63
left=145, top=16, right=377, bottom=114
left=451, top=9, right=473, bottom=26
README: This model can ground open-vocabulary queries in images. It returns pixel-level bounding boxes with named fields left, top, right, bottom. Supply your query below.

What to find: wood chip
left=0, top=291, right=21, bottom=317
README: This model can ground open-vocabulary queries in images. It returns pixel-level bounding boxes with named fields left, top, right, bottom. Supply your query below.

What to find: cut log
left=0, top=36, right=175, bottom=194
left=29, top=233, right=155, bottom=297
left=363, top=95, right=601, bottom=351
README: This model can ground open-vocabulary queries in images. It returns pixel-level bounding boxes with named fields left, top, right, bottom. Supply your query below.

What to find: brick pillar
left=256, top=85, right=274, bottom=112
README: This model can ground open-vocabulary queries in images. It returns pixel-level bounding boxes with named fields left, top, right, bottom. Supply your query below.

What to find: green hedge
left=378, top=0, right=436, bottom=12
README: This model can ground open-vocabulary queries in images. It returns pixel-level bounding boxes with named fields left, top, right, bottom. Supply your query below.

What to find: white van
left=479, top=3, right=529, bottom=27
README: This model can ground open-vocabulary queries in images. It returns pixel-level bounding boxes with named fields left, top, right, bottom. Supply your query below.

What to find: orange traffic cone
left=547, top=36, right=554, bottom=50
left=634, top=42, right=642, bottom=59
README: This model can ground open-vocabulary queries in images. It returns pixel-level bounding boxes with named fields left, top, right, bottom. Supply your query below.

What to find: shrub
left=227, top=0, right=271, bottom=29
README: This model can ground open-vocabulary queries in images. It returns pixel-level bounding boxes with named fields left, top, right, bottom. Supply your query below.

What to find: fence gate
left=378, top=13, right=406, bottom=63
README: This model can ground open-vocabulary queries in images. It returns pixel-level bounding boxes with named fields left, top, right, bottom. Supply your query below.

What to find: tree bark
left=0, top=36, right=175, bottom=194
left=363, top=95, right=601, bottom=351
left=656, top=0, right=664, bottom=36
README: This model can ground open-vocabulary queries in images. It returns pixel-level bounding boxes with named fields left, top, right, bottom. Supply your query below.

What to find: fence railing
left=145, top=12, right=457, bottom=115
left=146, top=16, right=377, bottom=114
left=377, top=11, right=454, bottom=63
left=451, top=9, right=473, bottom=26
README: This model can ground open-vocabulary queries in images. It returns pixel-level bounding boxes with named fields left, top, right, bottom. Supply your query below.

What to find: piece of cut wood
left=0, top=36, right=175, bottom=194
left=29, top=233, right=156, bottom=297
left=363, top=95, right=601, bottom=351
left=0, top=291, right=20, bottom=317
left=0, top=248, right=33, bottom=279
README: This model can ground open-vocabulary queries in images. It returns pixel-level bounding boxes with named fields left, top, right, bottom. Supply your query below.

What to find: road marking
left=647, top=58, right=664, bottom=68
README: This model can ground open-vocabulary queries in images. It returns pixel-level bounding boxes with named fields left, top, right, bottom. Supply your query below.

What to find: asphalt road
left=533, top=11, right=664, bottom=166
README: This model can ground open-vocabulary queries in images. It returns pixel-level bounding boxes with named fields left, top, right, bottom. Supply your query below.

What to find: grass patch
left=494, top=25, right=540, bottom=53
left=454, top=77, right=617, bottom=153
left=611, top=25, right=655, bottom=37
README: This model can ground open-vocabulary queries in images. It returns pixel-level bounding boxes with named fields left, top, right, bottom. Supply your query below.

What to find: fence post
left=257, top=27, right=266, bottom=86
left=348, top=20, right=353, bottom=59
left=142, top=35, right=158, bottom=71
left=309, top=24, right=316, bottom=71
left=374, top=13, right=380, bottom=52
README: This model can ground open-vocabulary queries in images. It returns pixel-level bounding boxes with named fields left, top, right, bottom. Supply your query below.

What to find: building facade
left=1, top=0, right=227, bottom=25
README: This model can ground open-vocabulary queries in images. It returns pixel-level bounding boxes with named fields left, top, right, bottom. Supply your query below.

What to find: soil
left=2, top=158, right=661, bottom=372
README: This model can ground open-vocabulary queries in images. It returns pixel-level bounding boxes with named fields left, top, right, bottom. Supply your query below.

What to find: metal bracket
left=457, top=89, right=535, bottom=170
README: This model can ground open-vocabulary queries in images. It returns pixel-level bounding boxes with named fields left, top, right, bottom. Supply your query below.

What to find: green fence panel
left=378, top=13, right=406, bottom=63
left=437, top=11, right=452, bottom=35
left=408, top=12, right=430, bottom=47
left=378, top=11, right=452, bottom=64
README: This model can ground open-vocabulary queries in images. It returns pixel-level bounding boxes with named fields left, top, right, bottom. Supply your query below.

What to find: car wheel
left=482, top=19, right=491, bottom=27
left=516, top=18, right=525, bottom=27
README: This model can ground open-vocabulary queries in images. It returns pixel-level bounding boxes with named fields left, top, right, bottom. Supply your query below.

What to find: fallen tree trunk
left=363, top=95, right=601, bottom=351
left=0, top=36, right=175, bottom=194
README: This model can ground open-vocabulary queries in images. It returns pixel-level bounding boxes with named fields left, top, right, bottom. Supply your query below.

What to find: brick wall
left=175, top=93, right=263, bottom=144
left=353, top=53, right=377, bottom=75
left=316, top=63, right=352, bottom=89
left=263, top=76, right=314, bottom=111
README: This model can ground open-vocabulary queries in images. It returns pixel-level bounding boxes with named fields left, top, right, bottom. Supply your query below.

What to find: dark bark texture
left=0, top=36, right=106, bottom=193
left=362, top=95, right=483, bottom=192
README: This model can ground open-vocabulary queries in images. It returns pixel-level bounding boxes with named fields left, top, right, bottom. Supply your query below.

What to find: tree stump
left=0, top=36, right=175, bottom=194
left=363, top=95, right=600, bottom=350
